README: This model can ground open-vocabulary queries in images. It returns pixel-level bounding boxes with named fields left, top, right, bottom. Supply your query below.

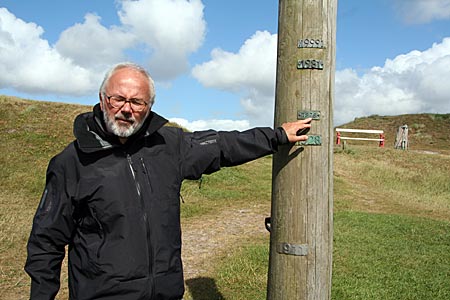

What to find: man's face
left=100, top=68, right=152, bottom=138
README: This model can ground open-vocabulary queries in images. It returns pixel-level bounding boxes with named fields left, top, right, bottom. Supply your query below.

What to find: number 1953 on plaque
left=297, top=59, right=324, bottom=70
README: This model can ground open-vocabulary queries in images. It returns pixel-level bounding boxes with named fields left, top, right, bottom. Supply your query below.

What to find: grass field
left=1, top=95, right=449, bottom=299
left=214, top=212, right=450, bottom=300
left=205, top=145, right=450, bottom=300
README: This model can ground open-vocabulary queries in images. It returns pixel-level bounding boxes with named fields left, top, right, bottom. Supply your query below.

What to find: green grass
left=211, top=145, right=450, bottom=300
left=180, top=156, right=273, bottom=218
left=216, top=238, right=270, bottom=300
left=332, top=212, right=450, bottom=300
left=214, top=212, right=450, bottom=300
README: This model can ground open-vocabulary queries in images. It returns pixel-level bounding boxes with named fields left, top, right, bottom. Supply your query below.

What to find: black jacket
left=25, top=105, right=289, bottom=300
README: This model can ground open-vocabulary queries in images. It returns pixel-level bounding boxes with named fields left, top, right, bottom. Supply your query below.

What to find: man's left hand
left=281, top=118, right=312, bottom=143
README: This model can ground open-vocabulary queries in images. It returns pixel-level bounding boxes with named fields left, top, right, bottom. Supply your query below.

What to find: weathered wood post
left=267, top=1, right=337, bottom=299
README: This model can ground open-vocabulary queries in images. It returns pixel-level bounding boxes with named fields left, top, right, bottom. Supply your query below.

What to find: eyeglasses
left=104, top=94, right=148, bottom=112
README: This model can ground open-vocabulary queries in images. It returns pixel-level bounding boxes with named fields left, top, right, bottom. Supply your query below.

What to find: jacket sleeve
left=24, top=157, right=75, bottom=300
left=181, top=126, right=289, bottom=180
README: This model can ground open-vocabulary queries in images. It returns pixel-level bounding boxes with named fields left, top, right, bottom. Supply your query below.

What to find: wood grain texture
left=267, top=1, right=337, bottom=299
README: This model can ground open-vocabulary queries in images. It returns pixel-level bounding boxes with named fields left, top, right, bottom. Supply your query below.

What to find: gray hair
left=99, top=62, right=156, bottom=105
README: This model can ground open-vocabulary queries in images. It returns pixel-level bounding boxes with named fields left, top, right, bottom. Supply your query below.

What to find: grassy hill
left=1, top=95, right=449, bottom=299
left=337, top=113, right=450, bottom=153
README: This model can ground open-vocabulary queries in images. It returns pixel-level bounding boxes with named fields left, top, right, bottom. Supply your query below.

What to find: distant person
left=24, top=62, right=312, bottom=300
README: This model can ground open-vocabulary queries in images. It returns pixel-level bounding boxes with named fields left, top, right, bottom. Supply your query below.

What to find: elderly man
left=25, top=62, right=312, bottom=300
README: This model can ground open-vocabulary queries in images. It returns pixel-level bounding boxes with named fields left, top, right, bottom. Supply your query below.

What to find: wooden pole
left=267, top=1, right=337, bottom=299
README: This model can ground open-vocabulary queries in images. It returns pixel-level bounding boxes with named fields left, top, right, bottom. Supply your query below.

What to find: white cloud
left=119, top=0, right=206, bottom=81
left=0, top=8, right=97, bottom=96
left=193, top=29, right=450, bottom=128
left=394, top=0, right=450, bottom=24
left=55, top=13, right=134, bottom=70
left=0, top=0, right=207, bottom=97
left=192, top=30, right=277, bottom=127
left=169, top=117, right=250, bottom=131
left=335, top=37, right=450, bottom=125
left=1, top=1, right=449, bottom=130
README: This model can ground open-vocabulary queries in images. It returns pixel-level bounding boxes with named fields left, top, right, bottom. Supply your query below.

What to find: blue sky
left=1, top=0, right=450, bottom=130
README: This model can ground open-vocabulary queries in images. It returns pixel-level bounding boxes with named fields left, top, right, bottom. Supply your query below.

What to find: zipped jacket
left=25, top=105, right=289, bottom=300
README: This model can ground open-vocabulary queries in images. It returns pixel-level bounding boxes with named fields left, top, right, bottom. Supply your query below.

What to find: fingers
left=296, top=118, right=312, bottom=135
left=281, top=118, right=313, bottom=143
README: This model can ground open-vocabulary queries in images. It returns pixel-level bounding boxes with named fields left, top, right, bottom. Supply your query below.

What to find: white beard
left=103, top=110, right=146, bottom=138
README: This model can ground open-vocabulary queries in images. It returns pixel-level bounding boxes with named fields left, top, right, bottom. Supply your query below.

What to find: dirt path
left=181, top=204, right=270, bottom=279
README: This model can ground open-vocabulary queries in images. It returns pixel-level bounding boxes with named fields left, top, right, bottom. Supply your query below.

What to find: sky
left=1, top=0, right=450, bottom=131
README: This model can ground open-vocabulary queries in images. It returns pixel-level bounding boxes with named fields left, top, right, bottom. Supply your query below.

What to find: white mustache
left=115, top=112, right=135, bottom=123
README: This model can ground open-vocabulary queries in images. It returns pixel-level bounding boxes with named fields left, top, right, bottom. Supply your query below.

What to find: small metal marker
left=297, top=59, right=324, bottom=70
left=277, top=243, right=309, bottom=256
left=297, top=135, right=322, bottom=146
left=297, top=39, right=325, bottom=49
left=298, top=110, right=321, bottom=120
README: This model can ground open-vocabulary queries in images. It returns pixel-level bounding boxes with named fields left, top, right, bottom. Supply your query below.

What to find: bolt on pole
left=267, top=1, right=337, bottom=299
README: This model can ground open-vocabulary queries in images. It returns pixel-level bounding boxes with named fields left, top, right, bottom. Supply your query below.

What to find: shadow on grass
left=185, top=277, right=224, bottom=300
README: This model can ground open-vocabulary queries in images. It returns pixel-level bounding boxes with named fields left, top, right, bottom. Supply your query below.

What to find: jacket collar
left=74, top=103, right=168, bottom=153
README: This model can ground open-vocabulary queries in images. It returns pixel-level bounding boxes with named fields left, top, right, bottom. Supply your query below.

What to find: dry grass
left=0, top=96, right=87, bottom=300
left=337, top=113, right=450, bottom=155
left=334, top=145, right=450, bottom=221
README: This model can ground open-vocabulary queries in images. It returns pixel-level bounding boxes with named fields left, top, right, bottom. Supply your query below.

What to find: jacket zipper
left=126, top=154, right=155, bottom=298
left=140, top=158, right=153, bottom=192
left=127, top=154, right=142, bottom=197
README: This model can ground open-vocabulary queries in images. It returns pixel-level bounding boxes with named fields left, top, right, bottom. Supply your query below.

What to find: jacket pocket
left=73, top=201, right=105, bottom=275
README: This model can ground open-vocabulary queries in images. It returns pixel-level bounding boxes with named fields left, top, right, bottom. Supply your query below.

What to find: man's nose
left=120, top=101, right=133, bottom=113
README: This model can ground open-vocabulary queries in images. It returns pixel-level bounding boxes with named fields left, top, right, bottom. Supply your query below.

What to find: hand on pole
left=281, top=118, right=312, bottom=143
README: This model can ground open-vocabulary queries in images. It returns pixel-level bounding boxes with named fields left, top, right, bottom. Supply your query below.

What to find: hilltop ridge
left=336, top=113, right=450, bottom=153
left=1, top=95, right=449, bottom=154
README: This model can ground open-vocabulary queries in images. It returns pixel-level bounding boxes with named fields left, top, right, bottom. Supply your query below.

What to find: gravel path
left=181, top=204, right=270, bottom=279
